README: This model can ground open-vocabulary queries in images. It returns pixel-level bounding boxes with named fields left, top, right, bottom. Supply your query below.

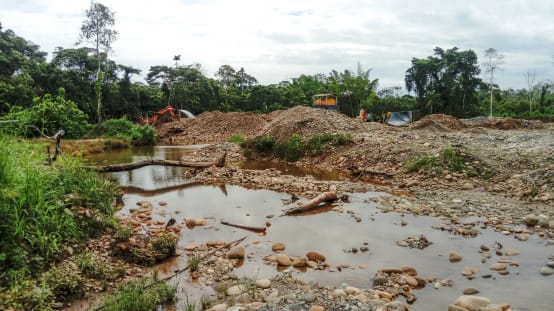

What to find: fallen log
left=220, top=220, right=267, bottom=233
left=282, top=191, right=337, bottom=215
left=93, top=153, right=226, bottom=172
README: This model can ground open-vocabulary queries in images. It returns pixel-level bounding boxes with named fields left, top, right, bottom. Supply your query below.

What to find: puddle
left=238, top=159, right=345, bottom=181
left=118, top=186, right=552, bottom=310
left=90, top=147, right=553, bottom=310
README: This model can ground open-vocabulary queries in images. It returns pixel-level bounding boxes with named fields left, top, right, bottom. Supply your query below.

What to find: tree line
left=1, top=2, right=553, bottom=130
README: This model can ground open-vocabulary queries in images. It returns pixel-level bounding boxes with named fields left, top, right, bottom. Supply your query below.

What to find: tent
left=386, top=111, right=414, bottom=126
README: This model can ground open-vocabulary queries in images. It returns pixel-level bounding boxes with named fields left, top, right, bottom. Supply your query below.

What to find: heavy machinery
left=312, top=94, right=338, bottom=109
left=140, top=105, right=180, bottom=125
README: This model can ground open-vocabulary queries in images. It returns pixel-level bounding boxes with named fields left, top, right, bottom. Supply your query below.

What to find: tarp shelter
left=313, top=94, right=338, bottom=109
left=386, top=111, right=414, bottom=126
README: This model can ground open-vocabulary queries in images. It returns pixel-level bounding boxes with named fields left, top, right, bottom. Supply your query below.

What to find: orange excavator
left=140, top=105, right=181, bottom=125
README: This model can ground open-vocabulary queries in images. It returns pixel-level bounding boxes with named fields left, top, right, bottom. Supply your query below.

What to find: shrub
left=88, top=118, right=156, bottom=146
left=41, top=264, right=84, bottom=301
left=100, top=277, right=176, bottom=311
left=152, top=233, right=177, bottom=260
left=76, top=252, right=112, bottom=280
left=2, top=89, right=90, bottom=138
left=228, top=133, right=245, bottom=144
left=276, top=134, right=304, bottom=162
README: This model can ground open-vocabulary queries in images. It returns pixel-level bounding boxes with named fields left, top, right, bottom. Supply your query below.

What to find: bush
left=228, top=133, right=245, bottom=144
left=152, top=233, right=177, bottom=260
left=76, top=252, right=112, bottom=280
left=2, top=89, right=90, bottom=138
left=276, top=134, right=304, bottom=162
left=100, top=277, right=176, bottom=311
left=88, top=118, right=156, bottom=146
left=41, top=264, right=84, bottom=302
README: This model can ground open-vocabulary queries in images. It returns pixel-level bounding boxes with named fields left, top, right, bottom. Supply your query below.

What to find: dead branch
left=282, top=191, right=337, bottom=215
left=220, top=220, right=267, bottom=233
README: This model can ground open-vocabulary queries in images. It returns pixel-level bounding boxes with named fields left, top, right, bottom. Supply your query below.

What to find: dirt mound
left=157, top=111, right=271, bottom=144
left=411, top=114, right=466, bottom=131
left=469, top=117, right=544, bottom=130
left=259, top=106, right=363, bottom=141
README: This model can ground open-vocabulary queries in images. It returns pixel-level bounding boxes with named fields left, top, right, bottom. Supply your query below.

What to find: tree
left=406, top=47, right=481, bottom=117
left=78, top=2, right=118, bottom=122
left=482, top=48, right=504, bottom=118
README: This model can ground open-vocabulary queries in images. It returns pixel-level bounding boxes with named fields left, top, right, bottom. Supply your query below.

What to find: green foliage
left=76, top=252, right=112, bottom=280
left=404, top=146, right=478, bottom=176
left=228, top=133, right=245, bottom=144
left=100, top=277, right=176, bottom=311
left=241, top=135, right=275, bottom=155
left=152, top=233, right=177, bottom=258
left=0, top=137, right=117, bottom=290
left=114, top=224, right=132, bottom=242
left=88, top=117, right=156, bottom=145
left=188, top=254, right=200, bottom=272
left=3, top=90, right=90, bottom=138
left=276, top=134, right=304, bottom=162
left=40, top=264, right=84, bottom=301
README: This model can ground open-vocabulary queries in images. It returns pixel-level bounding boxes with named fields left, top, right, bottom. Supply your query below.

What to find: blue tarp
left=386, top=111, right=413, bottom=126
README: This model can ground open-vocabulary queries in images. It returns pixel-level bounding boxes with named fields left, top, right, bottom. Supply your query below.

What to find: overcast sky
left=1, top=0, right=553, bottom=90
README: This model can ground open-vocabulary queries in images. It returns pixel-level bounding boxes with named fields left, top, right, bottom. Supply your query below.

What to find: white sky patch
left=1, top=0, right=553, bottom=89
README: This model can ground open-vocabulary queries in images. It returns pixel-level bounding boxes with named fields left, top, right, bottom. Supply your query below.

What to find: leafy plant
left=276, top=134, right=304, bottom=162
left=228, top=133, right=245, bottom=144
left=188, top=254, right=201, bottom=272
left=76, top=251, right=112, bottom=280
left=100, top=277, right=176, bottom=311
left=152, top=232, right=177, bottom=259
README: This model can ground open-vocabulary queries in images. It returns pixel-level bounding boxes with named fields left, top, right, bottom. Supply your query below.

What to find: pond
left=89, top=146, right=553, bottom=310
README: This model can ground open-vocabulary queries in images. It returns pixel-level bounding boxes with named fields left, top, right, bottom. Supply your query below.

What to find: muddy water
left=91, top=147, right=553, bottom=310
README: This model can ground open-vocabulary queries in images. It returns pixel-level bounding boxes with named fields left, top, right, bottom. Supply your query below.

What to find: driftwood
left=282, top=191, right=337, bottom=215
left=119, top=182, right=205, bottom=196
left=220, top=220, right=267, bottom=233
left=93, top=153, right=226, bottom=172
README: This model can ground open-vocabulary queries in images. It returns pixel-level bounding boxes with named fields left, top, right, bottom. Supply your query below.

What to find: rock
left=449, top=252, right=463, bottom=263
left=344, top=286, right=361, bottom=295
left=309, top=306, right=324, bottom=311
left=448, top=305, right=469, bottom=311
left=524, top=214, right=539, bottom=226
left=453, top=295, right=491, bottom=310
left=490, top=263, right=507, bottom=271
left=276, top=254, right=292, bottom=266
left=537, top=214, right=549, bottom=227
left=540, top=267, right=554, bottom=275
left=381, top=268, right=403, bottom=274
left=386, top=301, right=411, bottom=310
left=306, top=260, right=318, bottom=269
left=549, top=220, right=554, bottom=229
left=480, top=304, right=504, bottom=311
left=299, top=292, right=316, bottom=303
left=208, top=303, right=227, bottom=311
left=255, top=279, right=271, bottom=289
left=402, top=266, right=417, bottom=276
left=306, top=251, right=326, bottom=262
left=403, top=275, right=418, bottom=287
left=226, top=285, right=246, bottom=296
left=546, top=261, right=554, bottom=268
left=272, top=242, right=286, bottom=252
left=227, top=246, right=245, bottom=259
left=462, top=182, right=474, bottom=190
left=515, top=233, right=529, bottom=241
left=463, top=287, right=480, bottom=295
left=333, top=289, right=347, bottom=297
left=292, top=257, right=306, bottom=267
left=504, top=248, right=519, bottom=256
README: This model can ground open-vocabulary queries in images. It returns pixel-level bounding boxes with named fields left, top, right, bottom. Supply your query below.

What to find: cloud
left=0, top=0, right=552, bottom=89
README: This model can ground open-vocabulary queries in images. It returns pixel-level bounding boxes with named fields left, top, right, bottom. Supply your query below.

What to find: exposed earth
left=74, top=107, right=553, bottom=311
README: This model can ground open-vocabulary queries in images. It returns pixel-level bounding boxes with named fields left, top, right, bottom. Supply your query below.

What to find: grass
left=100, top=277, right=176, bottom=311
left=228, top=133, right=245, bottom=144
left=0, top=134, right=118, bottom=310
left=241, top=133, right=352, bottom=162
left=188, top=254, right=201, bottom=272
left=75, top=251, right=112, bottom=280
left=404, top=145, right=479, bottom=176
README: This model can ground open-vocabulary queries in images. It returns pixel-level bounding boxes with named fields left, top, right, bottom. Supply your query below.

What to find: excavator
left=139, top=105, right=181, bottom=125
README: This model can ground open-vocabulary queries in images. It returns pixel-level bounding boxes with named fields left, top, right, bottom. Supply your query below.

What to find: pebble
left=463, top=287, right=480, bottom=295
left=453, top=295, right=491, bottom=309
left=309, top=306, right=324, bottom=311
left=306, top=251, right=326, bottom=262
left=449, top=252, right=463, bottom=263
left=546, top=261, right=554, bottom=268
left=490, top=263, right=507, bottom=271
left=255, top=279, right=271, bottom=289
left=276, top=254, right=292, bottom=266
left=227, top=246, right=245, bottom=259
left=540, top=267, right=554, bottom=276
left=299, top=292, right=316, bottom=303
left=272, top=242, right=286, bottom=252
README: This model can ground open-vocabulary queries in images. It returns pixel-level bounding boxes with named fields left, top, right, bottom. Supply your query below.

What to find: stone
left=454, top=295, right=491, bottom=310
left=208, top=303, right=227, bottom=311
left=402, top=266, right=417, bottom=276
left=299, top=292, right=316, bottom=303
left=226, top=285, right=247, bottom=296
left=504, top=248, right=519, bottom=256
left=463, top=287, right=480, bottom=295
left=540, top=267, right=554, bottom=275
left=272, top=242, right=286, bottom=252
left=292, top=257, right=306, bottom=267
left=546, top=261, right=554, bottom=268
left=480, top=304, right=504, bottom=311
left=306, top=251, right=326, bottom=262
left=549, top=220, right=554, bottom=229
left=333, top=289, right=347, bottom=297
left=309, top=306, right=324, bottom=311
left=276, top=254, right=292, bottom=266
left=344, top=286, right=361, bottom=295
left=448, top=305, right=468, bottom=311
left=524, top=214, right=539, bottom=226
left=403, top=275, right=418, bottom=287
left=537, top=214, right=549, bottom=227
left=227, top=246, right=245, bottom=259
left=449, top=252, right=463, bottom=263
left=306, top=260, right=318, bottom=269
left=462, top=182, right=474, bottom=190
left=255, top=279, right=271, bottom=289
left=490, top=263, right=507, bottom=271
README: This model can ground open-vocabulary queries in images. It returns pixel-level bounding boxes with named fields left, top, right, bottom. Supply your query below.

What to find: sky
left=1, top=0, right=553, bottom=90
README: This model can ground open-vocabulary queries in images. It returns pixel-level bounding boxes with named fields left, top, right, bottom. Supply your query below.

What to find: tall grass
left=100, top=277, right=176, bottom=311
left=0, top=135, right=118, bottom=290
